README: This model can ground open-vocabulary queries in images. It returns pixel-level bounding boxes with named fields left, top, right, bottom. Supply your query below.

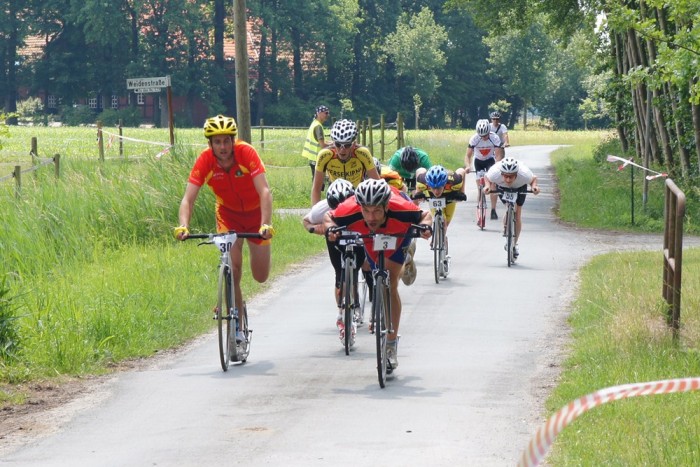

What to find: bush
left=16, top=97, right=46, bottom=126
left=593, top=133, right=627, bottom=164
left=97, top=107, right=142, bottom=127
left=60, top=105, right=96, bottom=126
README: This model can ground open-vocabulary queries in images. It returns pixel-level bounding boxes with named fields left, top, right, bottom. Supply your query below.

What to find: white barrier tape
left=518, top=377, right=700, bottom=467
left=101, top=130, right=171, bottom=147
left=606, top=155, right=668, bottom=180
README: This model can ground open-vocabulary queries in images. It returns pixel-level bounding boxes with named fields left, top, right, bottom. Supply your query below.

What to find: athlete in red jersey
left=323, top=179, right=431, bottom=369
left=175, top=115, right=274, bottom=326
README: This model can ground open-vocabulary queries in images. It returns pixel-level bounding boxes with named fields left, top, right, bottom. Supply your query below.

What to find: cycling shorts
left=474, top=157, right=496, bottom=173
left=216, top=205, right=270, bottom=245
left=498, top=185, right=528, bottom=207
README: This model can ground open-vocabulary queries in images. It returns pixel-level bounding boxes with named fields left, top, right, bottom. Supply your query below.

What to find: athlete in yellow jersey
left=413, top=165, right=467, bottom=228
left=311, top=119, right=380, bottom=205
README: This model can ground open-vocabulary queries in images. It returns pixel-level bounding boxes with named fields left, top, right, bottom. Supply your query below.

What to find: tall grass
left=544, top=250, right=700, bottom=465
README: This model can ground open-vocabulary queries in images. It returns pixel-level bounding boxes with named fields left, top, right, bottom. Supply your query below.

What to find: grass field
left=1, top=124, right=699, bottom=464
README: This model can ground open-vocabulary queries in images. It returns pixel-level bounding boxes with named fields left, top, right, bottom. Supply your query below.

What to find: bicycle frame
left=186, top=231, right=261, bottom=371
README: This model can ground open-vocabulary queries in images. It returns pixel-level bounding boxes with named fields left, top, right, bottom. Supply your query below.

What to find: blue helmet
left=425, top=165, right=448, bottom=189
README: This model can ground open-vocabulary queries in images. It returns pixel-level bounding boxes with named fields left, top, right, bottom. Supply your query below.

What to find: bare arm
left=418, top=210, right=433, bottom=240
left=311, top=169, right=325, bottom=205
left=253, top=173, right=274, bottom=237
left=530, top=175, right=540, bottom=194
left=465, top=147, right=474, bottom=173
left=177, top=182, right=202, bottom=238
left=365, top=167, right=380, bottom=180
left=495, top=146, right=505, bottom=161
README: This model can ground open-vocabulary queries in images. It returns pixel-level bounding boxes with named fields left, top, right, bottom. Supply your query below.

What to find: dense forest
left=0, top=0, right=698, bottom=179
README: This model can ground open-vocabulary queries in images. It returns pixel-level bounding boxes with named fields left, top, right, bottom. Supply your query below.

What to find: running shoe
left=491, top=209, right=498, bottom=220
left=513, top=245, right=519, bottom=259
left=401, top=255, right=417, bottom=286
left=387, top=341, right=398, bottom=369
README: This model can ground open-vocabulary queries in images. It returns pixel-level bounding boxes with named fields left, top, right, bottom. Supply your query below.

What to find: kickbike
left=185, top=231, right=262, bottom=371
left=475, top=170, right=488, bottom=230
left=495, top=188, right=532, bottom=267
left=334, top=230, right=367, bottom=355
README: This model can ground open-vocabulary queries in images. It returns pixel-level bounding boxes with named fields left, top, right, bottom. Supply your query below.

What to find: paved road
left=0, top=146, right=671, bottom=466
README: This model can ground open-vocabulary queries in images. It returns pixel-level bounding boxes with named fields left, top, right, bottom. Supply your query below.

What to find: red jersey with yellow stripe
left=331, top=189, right=422, bottom=263
left=188, top=141, right=266, bottom=213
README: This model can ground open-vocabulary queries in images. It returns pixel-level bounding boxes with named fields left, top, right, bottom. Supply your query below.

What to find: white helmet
left=330, top=119, right=358, bottom=144
left=500, top=157, right=519, bottom=174
left=355, top=179, right=391, bottom=206
left=476, top=119, right=490, bottom=136
left=326, top=178, right=355, bottom=209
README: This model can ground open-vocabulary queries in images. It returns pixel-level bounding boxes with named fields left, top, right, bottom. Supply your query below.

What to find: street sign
left=132, top=87, right=162, bottom=94
left=126, top=76, right=170, bottom=90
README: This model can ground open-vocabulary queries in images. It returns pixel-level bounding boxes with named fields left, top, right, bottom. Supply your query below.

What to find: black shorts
left=498, top=185, right=528, bottom=206
left=474, top=158, right=496, bottom=173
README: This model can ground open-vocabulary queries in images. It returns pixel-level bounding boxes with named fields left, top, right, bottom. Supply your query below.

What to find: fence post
left=31, top=136, right=38, bottom=167
left=118, top=119, right=124, bottom=158
left=14, top=165, right=21, bottom=198
left=367, top=117, right=374, bottom=155
left=54, top=154, right=61, bottom=179
left=396, top=113, right=404, bottom=148
left=260, top=119, right=265, bottom=150
left=380, top=114, right=385, bottom=160
left=97, top=121, right=105, bottom=161
left=662, top=178, right=685, bottom=339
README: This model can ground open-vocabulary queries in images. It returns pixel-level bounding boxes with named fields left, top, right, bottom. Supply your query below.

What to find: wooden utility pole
left=234, top=0, right=252, bottom=142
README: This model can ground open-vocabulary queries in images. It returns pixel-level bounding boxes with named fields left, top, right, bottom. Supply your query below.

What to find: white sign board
left=132, top=87, right=163, bottom=94
left=126, top=76, right=170, bottom=90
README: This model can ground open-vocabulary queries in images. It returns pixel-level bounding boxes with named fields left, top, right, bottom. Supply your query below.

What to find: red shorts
left=215, top=205, right=270, bottom=245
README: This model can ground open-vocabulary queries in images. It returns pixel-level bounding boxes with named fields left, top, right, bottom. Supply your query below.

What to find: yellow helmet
left=203, top=115, right=237, bottom=138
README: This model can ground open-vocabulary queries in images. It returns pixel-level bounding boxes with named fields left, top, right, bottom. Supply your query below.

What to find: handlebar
left=185, top=230, right=263, bottom=242
left=327, top=224, right=431, bottom=241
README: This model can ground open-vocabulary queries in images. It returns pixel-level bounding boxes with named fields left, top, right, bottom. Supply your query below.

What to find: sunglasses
left=335, top=142, right=353, bottom=149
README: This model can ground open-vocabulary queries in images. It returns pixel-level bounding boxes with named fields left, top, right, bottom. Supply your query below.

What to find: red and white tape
left=606, top=155, right=668, bottom=180
left=518, top=377, right=700, bottom=467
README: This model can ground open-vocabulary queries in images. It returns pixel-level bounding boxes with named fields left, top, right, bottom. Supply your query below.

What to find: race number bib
left=373, top=234, right=397, bottom=251
left=213, top=233, right=237, bottom=254
left=429, top=198, right=446, bottom=209
left=502, top=191, right=518, bottom=204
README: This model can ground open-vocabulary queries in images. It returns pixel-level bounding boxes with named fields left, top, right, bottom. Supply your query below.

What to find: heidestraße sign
left=127, top=76, right=170, bottom=93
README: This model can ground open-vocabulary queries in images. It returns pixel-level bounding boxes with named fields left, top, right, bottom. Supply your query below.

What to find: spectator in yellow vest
left=301, top=105, right=330, bottom=183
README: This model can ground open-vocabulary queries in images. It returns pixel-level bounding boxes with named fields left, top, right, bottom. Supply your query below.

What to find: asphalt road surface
left=0, top=146, right=670, bottom=466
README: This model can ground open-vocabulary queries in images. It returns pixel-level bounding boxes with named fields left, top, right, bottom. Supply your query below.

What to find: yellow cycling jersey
left=315, top=145, right=375, bottom=186
left=415, top=171, right=464, bottom=198
left=380, top=165, right=405, bottom=190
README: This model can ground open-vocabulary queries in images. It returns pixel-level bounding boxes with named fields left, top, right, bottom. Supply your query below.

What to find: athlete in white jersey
left=465, top=119, right=504, bottom=219
left=489, top=111, right=510, bottom=147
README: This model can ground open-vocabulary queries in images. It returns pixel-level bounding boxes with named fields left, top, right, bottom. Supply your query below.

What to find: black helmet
left=400, top=147, right=419, bottom=172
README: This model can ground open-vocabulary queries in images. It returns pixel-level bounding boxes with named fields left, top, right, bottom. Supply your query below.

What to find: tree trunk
left=214, top=0, right=225, bottom=67
left=4, top=4, right=19, bottom=125
left=291, top=26, right=303, bottom=98
left=255, top=25, right=268, bottom=122
left=612, top=32, right=629, bottom=152
left=691, top=79, right=700, bottom=176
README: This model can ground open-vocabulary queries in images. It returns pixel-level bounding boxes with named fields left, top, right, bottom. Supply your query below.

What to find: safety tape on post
left=518, top=377, right=700, bottom=467
left=606, top=155, right=668, bottom=180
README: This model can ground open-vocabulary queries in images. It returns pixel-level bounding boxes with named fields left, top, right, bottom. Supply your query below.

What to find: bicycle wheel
left=343, top=259, right=354, bottom=355
left=358, top=271, right=368, bottom=323
left=433, top=214, right=443, bottom=284
left=217, top=265, right=233, bottom=371
left=477, top=187, right=486, bottom=230
left=373, top=275, right=388, bottom=388
left=506, top=205, right=515, bottom=267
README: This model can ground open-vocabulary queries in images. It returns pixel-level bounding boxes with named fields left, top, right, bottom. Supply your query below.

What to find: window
left=137, top=93, right=144, bottom=105
left=111, top=95, right=119, bottom=109
left=47, top=95, right=57, bottom=109
left=89, top=97, right=98, bottom=109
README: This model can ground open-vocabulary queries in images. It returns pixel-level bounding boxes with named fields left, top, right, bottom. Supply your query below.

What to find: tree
left=484, top=20, right=549, bottom=129
left=381, top=7, right=447, bottom=124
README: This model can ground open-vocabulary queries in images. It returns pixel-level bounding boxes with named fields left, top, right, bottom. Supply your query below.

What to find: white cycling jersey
left=486, top=160, right=534, bottom=189
left=490, top=122, right=508, bottom=143
left=304, top=199, right=331, bottom=225
left=468, top=132, right=502, bottom=161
